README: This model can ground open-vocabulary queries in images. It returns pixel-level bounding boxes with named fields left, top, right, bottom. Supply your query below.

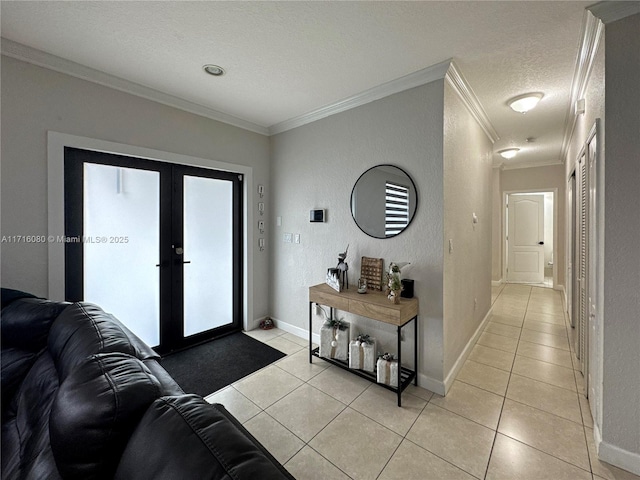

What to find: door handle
left=183, top=261, right=191, bottom=264
left=538, top=241, right=544, bottom=245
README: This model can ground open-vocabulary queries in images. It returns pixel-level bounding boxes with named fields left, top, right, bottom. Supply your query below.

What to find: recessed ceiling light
left=203, top=64, right=225, bottom=77
left=499, top=148, right=520, bottom=159
left=508, top=93, right=544, bottom=113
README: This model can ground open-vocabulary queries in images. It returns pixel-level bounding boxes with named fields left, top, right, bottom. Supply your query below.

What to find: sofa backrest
left=50, top=352, right=162, bottom=480
left=48, top=302, right=159, bottom=381
left=1, top=298, right=70, bottom=416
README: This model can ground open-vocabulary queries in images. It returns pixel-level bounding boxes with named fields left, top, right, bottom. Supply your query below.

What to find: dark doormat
left=160, top=332, right=286, bottom=397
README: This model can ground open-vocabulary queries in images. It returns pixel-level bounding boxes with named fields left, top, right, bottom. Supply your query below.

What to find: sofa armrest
left=115, top=395, right=295, bottom=480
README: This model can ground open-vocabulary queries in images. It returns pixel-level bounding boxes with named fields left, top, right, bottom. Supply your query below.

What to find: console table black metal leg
left=414, top=316, right=418, bottom=386
left=397, top=324, right=402, bottom=407
left=308, top=302, right=313, bottom=364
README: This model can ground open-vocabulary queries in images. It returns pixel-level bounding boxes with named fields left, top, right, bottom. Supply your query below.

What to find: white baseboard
left=246, top=316, right=265, bottom=331
left=556, top=284, right=568, bottom=313
left=593, top=422, right=602, bottom=451
left=269, top=317, right=320, bottom=345
left=491, top=280, right=503, bottom=287
left=441, top=306, right=494, bottom=395
left=598, top=437, right=640, bottom=476
left=417, top=373, right=445, bottom=396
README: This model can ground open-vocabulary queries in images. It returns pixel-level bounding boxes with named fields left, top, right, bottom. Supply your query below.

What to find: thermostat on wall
left=310, top=209, right=325, bottom=223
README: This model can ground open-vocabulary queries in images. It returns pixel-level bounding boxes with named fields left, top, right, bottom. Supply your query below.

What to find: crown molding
left=560, top=10, right=604, bottom=163
left=1, top=38, right=269, bottom=136
left=268, top=59, right=452, bottom=135
left=500, top=159, right=564, bottom=171
left=588, top=1, right=640, bottom=24
left=444, top=61, right=499, bottom=144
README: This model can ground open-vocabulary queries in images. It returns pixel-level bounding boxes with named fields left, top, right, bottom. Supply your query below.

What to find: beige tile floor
left=205, top=285, right=639, bottom=480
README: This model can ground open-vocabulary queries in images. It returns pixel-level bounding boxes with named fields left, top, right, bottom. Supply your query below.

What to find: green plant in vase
left=386, top=263, right=403, bottom=304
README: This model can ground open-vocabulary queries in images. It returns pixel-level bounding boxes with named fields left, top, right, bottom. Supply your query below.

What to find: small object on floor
left=259, top=318, right=274, bottom=330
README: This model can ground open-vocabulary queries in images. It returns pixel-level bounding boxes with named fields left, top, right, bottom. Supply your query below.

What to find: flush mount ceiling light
left=508, top=93, right=544, bottom=113
left=203, top=64, right=225, bottom=76
left=498, top=148, right=520, bottom=159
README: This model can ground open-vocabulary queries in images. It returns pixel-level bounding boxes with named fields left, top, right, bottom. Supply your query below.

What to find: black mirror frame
left=350, top=164, right=418, bottom=239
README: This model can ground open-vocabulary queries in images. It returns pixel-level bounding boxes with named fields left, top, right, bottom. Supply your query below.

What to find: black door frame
left=64, top=147, right=243, bottom=354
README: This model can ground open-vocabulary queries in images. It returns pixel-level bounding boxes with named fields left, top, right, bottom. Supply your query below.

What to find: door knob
left=538, top=241, right=544, bottom=245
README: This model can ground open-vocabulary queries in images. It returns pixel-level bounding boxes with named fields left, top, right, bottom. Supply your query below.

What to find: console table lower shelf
left=311, top=346, right=416, bottom=404
left=309, top=283, right=419, bottom=407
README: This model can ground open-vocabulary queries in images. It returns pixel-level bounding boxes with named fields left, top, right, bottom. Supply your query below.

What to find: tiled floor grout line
left=481, top=285, right=531, bottom=479
left=395, top=437, right=477, bottom=479
left=562, top=305, right=597, bottom=477
left=305, top=442, right=354, bottom=479
left=495, top=433, right=594, bottom=476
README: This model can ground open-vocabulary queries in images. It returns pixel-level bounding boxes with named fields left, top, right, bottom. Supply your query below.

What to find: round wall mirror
left=350, top=164, right=418, bottom=239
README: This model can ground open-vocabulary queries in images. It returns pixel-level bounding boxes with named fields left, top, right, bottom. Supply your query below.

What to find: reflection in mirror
left=350, top=165, right=418, bottom=239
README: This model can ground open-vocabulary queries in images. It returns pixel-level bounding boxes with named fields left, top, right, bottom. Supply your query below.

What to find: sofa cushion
left=1, top=299, right=70, bottom=417
left=48, top=303, right=158, bottom=380
left=0, top=287, right=38, bottom=309
left=1, top=298, right=69, bottom=351
left=1, top=347, right=38, bottom=418
left=1, top=351, right=61, bottom=480
left=114, top=395, right=294, bottom=480
left=49, top=353, right=161, bottom=480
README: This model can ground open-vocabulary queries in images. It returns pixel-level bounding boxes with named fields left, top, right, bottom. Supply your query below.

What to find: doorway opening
left=504, top=190, right=556, bottom=288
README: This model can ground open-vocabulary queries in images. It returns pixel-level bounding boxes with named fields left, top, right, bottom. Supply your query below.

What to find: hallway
left=206, top=285, right=638, bottom=479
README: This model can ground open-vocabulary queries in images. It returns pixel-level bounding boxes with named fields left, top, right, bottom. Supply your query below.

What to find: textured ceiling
left=1, top=1, right=592, bottom=168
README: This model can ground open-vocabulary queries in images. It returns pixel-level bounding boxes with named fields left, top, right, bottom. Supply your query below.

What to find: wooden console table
left=308, top=283, right=418, bottom=406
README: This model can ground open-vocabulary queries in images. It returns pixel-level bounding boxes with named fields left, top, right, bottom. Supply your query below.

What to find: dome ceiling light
left=508, top=93, right=544, bottom=113
left=203, top=64, right=225, bottom=77
left=499, top=148, right=520, bottom=159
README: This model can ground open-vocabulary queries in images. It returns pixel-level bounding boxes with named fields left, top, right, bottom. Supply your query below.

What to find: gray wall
left=602, top=12, right=640, bottom=467
left=270, top=75, right=494, bottom=392
left=0, top=56, right=271, bottom=320
left=443, top=82, right=493, bottom=376
left=270, top=81, right=447, bottom=388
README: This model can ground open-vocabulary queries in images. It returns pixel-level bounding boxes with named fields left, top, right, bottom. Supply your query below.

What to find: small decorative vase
left=392, top=290, right=401, bottom=304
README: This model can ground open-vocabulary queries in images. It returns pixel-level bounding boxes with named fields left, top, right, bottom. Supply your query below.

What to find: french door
left=64, top=147, right=242, bottom=354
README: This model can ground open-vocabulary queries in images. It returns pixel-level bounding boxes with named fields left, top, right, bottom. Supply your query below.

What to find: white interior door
left=507, top=194, right=545, bottom=283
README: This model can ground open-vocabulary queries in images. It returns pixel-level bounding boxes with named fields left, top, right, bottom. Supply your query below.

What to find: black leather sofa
left=1, top=290, right=295, bottom=480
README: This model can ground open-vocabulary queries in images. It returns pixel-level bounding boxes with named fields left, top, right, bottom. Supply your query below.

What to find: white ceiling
left=1, top=1, right=593, bottom=168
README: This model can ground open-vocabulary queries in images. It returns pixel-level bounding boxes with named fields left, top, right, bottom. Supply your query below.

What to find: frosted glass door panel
left=183, top=176, right=233, bottom=336
left=83, top=163, right=160, bottom=347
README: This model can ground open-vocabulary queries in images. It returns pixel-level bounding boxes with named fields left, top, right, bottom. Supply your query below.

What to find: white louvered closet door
left=576, top=153, right=589, bottom=377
